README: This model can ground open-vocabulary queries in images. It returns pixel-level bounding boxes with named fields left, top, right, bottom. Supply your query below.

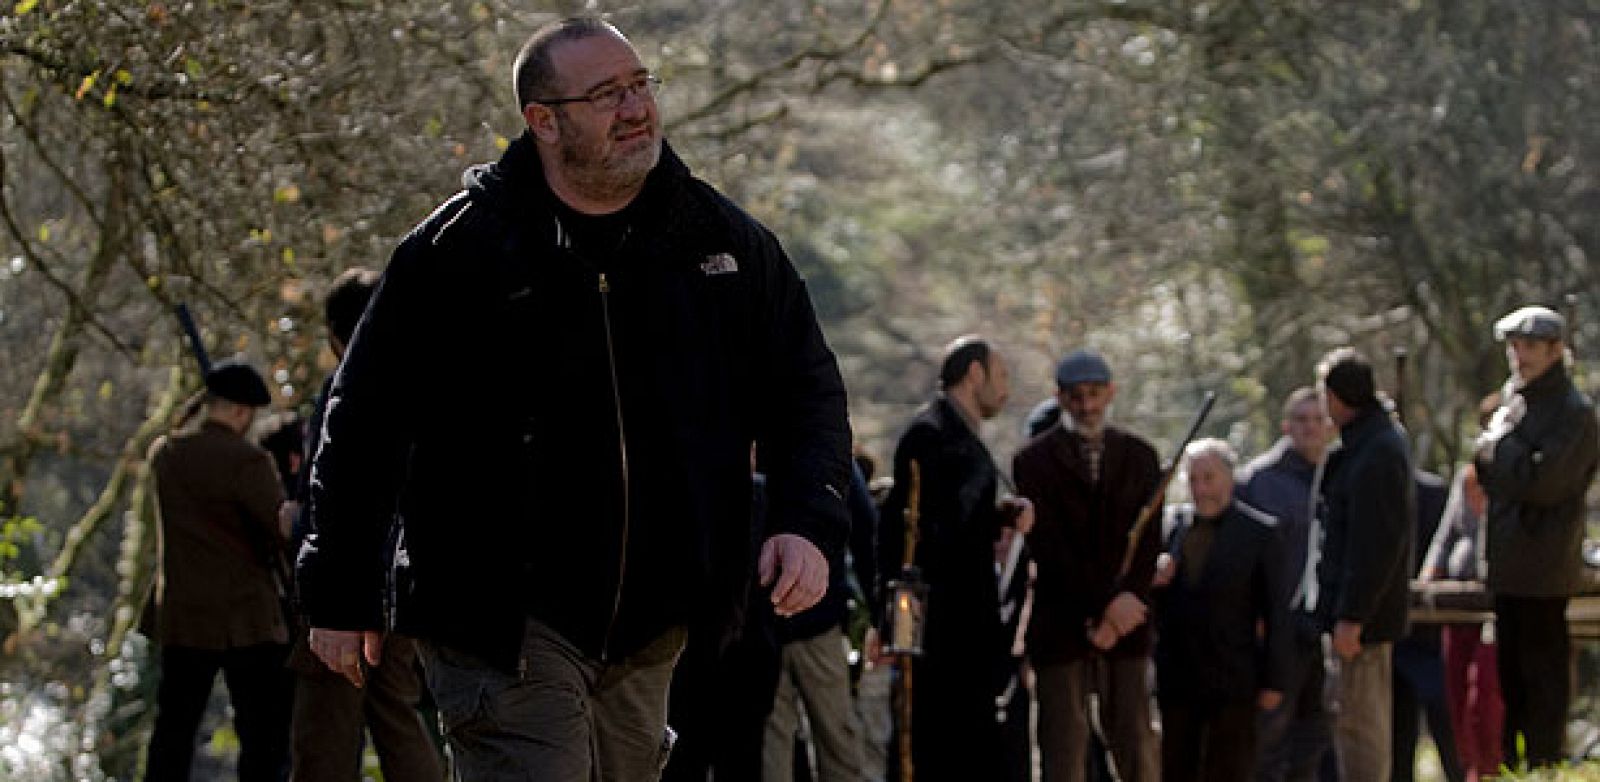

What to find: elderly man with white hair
left=1153, top=438, right=1293, bottom=782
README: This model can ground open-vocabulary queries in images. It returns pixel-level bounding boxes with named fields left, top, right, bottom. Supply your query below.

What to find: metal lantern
left=882, top=566, right=929, bottom=656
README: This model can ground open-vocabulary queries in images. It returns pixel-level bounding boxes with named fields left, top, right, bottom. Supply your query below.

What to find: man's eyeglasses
left=534, top=74, right=662, bottom=112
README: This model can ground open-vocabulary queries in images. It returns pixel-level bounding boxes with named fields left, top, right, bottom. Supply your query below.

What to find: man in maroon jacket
left=1014, top=349, right=1162, bottom=782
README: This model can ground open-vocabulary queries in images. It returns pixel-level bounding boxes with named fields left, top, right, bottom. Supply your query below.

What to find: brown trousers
left=289, top=634, right=444, bottom=782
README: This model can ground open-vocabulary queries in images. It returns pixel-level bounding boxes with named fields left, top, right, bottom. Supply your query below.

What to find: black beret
left=205, top=358, right=272, bottom=407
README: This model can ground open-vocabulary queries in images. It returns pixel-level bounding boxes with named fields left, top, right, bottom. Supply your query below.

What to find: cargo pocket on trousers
left=418, top=645, right=493, bottom=738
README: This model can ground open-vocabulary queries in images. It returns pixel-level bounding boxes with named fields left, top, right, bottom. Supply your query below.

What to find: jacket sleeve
left=1256, top=523, right=1293, bottom=692
left=1334, top=443, right=1412, bottom=624
left=237, top=446, right=289, bottom=549
left=1479, top=398, right=1599, bottom=511
left=846, top=462, right=880, bottom=623
left=750, top=225, right=852, bottom=565
left=1014, top=445, right=1094, bottom=630
left=1122, top=443, right=1165, bottom=602
left=297, top=227, right=436, bottom=631
left=1421, top=473, right=1468, bottom=578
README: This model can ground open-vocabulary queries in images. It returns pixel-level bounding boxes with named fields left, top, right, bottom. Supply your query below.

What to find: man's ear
left=967, top=358, right=987, bottom=387
left=523, top=103, right=559, bottom=144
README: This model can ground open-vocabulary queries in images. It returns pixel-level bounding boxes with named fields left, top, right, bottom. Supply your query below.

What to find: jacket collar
left=1336, top=405, right=1391, bottom=452
left=1261, top=436, right=1317, bottom=479
left=1044, top=421, right=1132, bottom=486
left=1518, top=361, right=1571, bottom=401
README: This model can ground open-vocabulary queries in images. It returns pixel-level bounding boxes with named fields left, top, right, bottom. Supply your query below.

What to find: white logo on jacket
left=700, top=253, right=739, bottom=275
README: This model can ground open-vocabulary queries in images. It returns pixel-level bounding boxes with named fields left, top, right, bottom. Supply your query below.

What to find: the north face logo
left=700, top=253, right=739, bottom=275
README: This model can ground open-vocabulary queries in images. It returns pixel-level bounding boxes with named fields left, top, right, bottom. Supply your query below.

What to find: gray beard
left=561, top=140, right=659, bottom=204
left=1065, top=406, right=1113, bottom=439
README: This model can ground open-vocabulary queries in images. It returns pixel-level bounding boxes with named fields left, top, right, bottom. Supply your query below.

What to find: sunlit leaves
left=74, top=71, right=99, bottom=101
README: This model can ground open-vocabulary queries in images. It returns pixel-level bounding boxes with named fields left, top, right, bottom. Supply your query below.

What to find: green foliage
left=1497, top=762, right=1600, bottom=781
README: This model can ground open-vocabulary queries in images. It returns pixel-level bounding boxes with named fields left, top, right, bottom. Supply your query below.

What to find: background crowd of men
left=134, top=14, right=1598, bottom=782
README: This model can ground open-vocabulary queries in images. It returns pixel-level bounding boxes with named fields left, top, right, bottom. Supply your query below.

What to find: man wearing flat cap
left=1014, top=349, right=1162, bottom=782
left=1475, top=305, right=1599, bottom=769
left=144, top=358, right=295, bottom=781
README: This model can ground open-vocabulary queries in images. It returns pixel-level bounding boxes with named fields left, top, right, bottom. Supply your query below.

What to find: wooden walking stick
left=886, top=460, right=925, bottom=782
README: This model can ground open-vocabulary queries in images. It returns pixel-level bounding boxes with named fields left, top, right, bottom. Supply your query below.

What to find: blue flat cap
left=1055, top=349, right=1112, bottom=388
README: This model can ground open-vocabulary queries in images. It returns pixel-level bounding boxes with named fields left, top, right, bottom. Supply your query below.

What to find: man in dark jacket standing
left=878, top=335, right=1033, bottom=782
left=297, top=17, right=851, bottom=782
left=1155, top=438, right=1290, bottom=782
left=1315, top=347, right=1416, bottom=782
left=1014, top=349, right=1162, bottom=782
left=1475, top=305, right=1599, bottom=769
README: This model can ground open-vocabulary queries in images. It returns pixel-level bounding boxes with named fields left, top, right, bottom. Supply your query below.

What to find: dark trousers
left=289, top=635, right=443, bottom=782
left=1160, top=697, right=1258, bottom=782
left=418, top=620, right=685, bottom=782
left=145, top=642, right=293, bottom=782
left=1255, top=629, right=1331, bottom=782
left=997, top=659, right=1034, bottom=782
left=905, top=655, right=1008, bottom=782
left=1494, top=594, right=1570, bottom=768
left=1392, top=636, right=1463, bottom=782
left=660, top=614, right=780, bottom=782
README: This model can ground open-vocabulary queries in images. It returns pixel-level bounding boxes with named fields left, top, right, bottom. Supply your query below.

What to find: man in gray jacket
left=1475, top=305, right=1599, bottom=769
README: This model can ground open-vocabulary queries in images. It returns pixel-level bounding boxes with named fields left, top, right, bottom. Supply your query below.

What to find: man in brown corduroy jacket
left=144, top=358, right=293, bottom=782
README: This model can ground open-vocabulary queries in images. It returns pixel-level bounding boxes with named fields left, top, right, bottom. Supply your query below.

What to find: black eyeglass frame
left=531, top=74, right=663, bottom=111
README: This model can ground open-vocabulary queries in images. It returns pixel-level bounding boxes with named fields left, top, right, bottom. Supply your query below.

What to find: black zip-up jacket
left=1317, top=407, right=1415, bottom=643
left=297, top=134, right=851, bottom=671
left=1155, top=499, right=1292, bottom=704
left=1477, top=363, right=1599, bottom=597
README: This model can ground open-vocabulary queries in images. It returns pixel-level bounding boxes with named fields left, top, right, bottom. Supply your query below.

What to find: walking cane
left=1092, top=391, right=1217, bottom=780
left=885, top=460, right=926, bottom=782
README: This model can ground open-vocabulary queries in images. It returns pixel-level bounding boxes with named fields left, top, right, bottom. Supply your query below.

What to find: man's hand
left=1002, top=496, right=1035, bottom=536
left=277, top=500, right=300, bottom=541
left=1152, top=552, right=1176, bottom=588
left=1100, top=591, right=1148, bottom=636
left=1088, top=621, right=1119, bottom=651
left=309, top=627, right=384, bottom=688
left=759, top=533, right=829, bottom=617
left=864, top=627, right=893, bottom=669
left=1258, top=689, right=1284, bottom=711
left=1332, top=620, right=1363, bottom=661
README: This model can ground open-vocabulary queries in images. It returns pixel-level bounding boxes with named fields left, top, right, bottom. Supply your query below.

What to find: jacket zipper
left=596, top=271, right=630, bottom=662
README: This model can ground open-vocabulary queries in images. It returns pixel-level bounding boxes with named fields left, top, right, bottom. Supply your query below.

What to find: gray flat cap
left=1055, top=349, right=1112, bottom=388
left=1494, top=305, right=1565, bottom=341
